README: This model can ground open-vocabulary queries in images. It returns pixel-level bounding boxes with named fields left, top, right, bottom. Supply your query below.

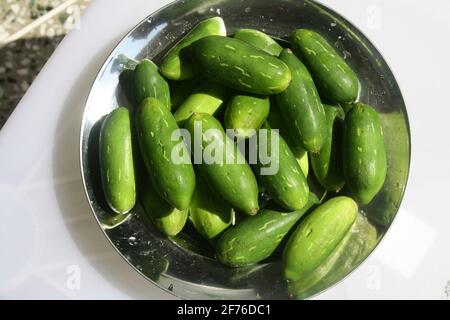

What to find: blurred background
left=0, top=0, right=90, bottom=128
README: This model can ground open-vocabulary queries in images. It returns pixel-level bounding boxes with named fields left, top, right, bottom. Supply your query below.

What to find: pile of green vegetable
left=98, top=17, right=387, bottom=297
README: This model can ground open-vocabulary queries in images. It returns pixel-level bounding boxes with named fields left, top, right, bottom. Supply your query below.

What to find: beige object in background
left=0, top=0, right=90, bottom=128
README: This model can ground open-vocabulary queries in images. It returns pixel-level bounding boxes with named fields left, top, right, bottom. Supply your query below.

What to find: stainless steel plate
left=80, top=0, right=410, bottom=299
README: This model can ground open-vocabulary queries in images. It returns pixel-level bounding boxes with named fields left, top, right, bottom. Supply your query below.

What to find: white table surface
left=1, top=0, right=449, bottom=300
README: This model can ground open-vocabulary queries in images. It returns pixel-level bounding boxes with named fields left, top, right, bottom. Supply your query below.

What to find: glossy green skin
left=169, top=78, right=200, bottom=111
left=186, top=113, right=259, bottom=215
left=233, top=29, right=283, bottom=56
left=136, top=98, right=195, bottom=210
left=253, top=126, right=309, bottom=211
left=288, top=214, right=377, bottom=299
left=119, top=69, right=138, bottom=108
left=134, top=59, right=170, bottom=108
left=224, top=94, right=270, bottom=139
left=282, top=196, right=358, bottom=282
left=311, top=105, right=346, bottom=191
left=99, top=107, right=136, bottom=213
left=313, top=214, right=377, bottom=290
left=291, top=29, right=360, bottom=104
left=189, top=174, right=234, bottom=241
left=216, top=193, right=319, bottom=267
left=371, top=112, right=410, bottom=226
left=173, top=82, right=228, bottom=127
left=276, top=49, right=327, bottom=153
left=160, top=17, right=226, bottom=80
left=288, top=221, right=352, bottom=298
left=189, top=36, right=292, bottom=95
left=266, top=99, right=309, bottom=177
left=343, top=103, right=387, bottom=204
left=297, top=153, right=309, bottom=178
left=141, top=178, right=188, bottom=236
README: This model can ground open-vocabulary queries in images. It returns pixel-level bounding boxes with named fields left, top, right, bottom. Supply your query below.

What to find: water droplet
left=330, top=22, right=337, bottom=27
left=343, top=50, right=351, bottom=60
left=139, top=249, right=151, bottom=256
left=260, top=192, right=272, bottom=202
left=128, top=236, right=138, bottom=246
